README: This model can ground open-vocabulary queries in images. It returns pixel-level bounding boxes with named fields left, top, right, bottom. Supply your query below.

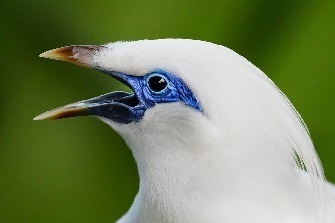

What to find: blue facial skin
left=88, top=69, right=202, bottom=124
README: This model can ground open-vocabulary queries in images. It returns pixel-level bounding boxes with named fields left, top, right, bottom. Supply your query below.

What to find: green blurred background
left=1, top=1, right=334, bottom=222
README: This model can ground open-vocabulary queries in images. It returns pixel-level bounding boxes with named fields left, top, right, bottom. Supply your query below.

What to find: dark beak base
left=34, top=91, right=141, bottom=124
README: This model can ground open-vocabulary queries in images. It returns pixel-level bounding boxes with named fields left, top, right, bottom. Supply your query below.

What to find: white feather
left=92, top=39, right=334, bottom=222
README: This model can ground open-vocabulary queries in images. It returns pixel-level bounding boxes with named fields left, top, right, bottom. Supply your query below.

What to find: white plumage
left=37, top=39, right=335, bottom=223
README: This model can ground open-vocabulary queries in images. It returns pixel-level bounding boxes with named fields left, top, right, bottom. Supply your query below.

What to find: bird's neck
left=113, top=106, right=317, bottom=223
left=120, top=137, right=224, bottom=222
left=117, top=127, right=313, bottom=223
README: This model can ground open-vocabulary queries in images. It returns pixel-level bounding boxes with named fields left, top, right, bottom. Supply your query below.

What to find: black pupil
left=148, top=76, right=167, bottom=92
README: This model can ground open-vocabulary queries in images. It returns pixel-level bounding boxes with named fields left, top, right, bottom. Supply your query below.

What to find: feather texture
left=92, top=39, right=335, bottom=222
left=42, top=39, right=335, bottom=222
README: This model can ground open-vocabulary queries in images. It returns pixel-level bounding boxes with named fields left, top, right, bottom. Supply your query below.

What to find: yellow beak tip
left=39, top=48, right=68, bottom=61
left=39, top=51, right=49, bottom=58
left=33, top=113, right=49, bottom=121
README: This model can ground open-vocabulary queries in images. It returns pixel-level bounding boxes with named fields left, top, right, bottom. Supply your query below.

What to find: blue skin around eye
left=102, top=69, right=202, bottom=122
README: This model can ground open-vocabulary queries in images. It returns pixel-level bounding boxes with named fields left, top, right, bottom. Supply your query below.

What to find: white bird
left=35, top=39, right=335, bottom=223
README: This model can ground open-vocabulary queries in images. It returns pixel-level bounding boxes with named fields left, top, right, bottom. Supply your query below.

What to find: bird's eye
left=147, top=75, right=168, bottom=93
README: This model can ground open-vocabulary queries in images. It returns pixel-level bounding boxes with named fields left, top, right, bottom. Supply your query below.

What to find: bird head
left=35, top=39, right=324, bottom=202
left=35, top=40, right=219, bottom=154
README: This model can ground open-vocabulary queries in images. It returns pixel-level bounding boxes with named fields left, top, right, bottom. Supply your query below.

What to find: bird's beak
left=38, top=45, right=106, bottom=68
left=35, top=45, right=142, bottom=124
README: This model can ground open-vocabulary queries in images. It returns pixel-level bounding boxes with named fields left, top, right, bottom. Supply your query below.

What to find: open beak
left=34, top=45, right=142, bottom=124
